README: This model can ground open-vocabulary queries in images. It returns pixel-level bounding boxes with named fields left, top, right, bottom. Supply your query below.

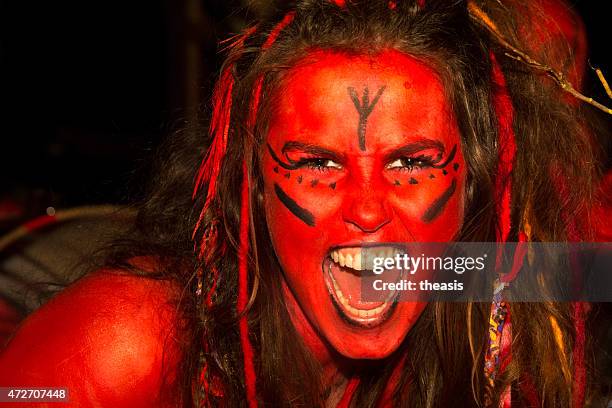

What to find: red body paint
left=0, top=268, right=185, bottom=407
left=263, top=50, right=465, bottom=359
left=0, top=3, right=592, bottom=406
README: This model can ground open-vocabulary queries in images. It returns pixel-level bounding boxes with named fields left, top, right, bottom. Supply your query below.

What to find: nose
left=342, top=191, right=392, bottom=233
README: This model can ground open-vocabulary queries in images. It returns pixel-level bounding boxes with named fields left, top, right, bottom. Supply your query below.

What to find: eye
left=304, top=158, right=343, bottom=171
left=386, top=156, right=432, bottom=172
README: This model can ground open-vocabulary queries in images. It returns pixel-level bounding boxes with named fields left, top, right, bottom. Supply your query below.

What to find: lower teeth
left=327, top=261, right=392, bottom=320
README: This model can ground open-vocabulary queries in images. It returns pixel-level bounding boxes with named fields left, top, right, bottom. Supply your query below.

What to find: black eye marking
left=274, top=184, right=315, bottom=227
left=422, top=179, right=457, bottom=223
left=268, top=143, right=342, bottom=174
left=394, top=180, right=401, bottom=186
left=347, top=86, right=386, bottom=151
left=329, top=182, right=336, bottom=190
left=429, top=174, right=435, bottom=179
left=453, top=163, right=459, bottom=171
left=273, top=166, right=279, bottom=173
left=431, top=145, right=457, bottom=169
left=268, top=144, right=301, bottom=170
left=297, top=175, right=303, bottom=184
left=310, top=179, right=319, bottom=187
left=409, top=177, right=418, bottom=185
left=442, top=169, right=448, bottom=175
left=284, top=173, right=291, bottom=179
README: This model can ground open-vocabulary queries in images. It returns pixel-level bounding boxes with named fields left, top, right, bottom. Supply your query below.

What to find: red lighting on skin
left=263, top=49, right=466, bottom=360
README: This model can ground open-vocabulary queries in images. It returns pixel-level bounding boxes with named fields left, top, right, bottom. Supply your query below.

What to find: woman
left=0, top=0, right=608, bottom=406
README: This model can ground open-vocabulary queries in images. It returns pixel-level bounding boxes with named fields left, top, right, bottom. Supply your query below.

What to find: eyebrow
left=270, top=139, right=449, bottom=166
left=266, top=141, right=345, bottom=170
left=281, top=141, right=344, bottom=161
left=383, top=139, right=445, bottom=162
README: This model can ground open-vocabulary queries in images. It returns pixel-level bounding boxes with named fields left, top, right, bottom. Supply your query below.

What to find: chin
left=316, top=301, right=426, bottom=361
left=331, top=334, right=405, bottom=360
left=313, top=245, right=427, bottom=360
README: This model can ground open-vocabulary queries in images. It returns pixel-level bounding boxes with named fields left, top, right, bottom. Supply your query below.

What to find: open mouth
left=323, top=245, right=405, bottom=328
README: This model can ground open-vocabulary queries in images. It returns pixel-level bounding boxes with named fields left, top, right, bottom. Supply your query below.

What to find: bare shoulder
left=0, top=266, right=188, bottom=407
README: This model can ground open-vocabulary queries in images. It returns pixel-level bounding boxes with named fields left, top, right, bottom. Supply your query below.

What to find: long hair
left=105, top=0, right=605, bottom=406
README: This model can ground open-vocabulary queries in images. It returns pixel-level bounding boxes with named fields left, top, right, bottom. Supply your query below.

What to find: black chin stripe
left=274, top=183, right=316, bottom=227
left=421, top=178, right=457, bottom=223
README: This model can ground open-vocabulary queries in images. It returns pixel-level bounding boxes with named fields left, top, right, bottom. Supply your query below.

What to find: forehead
left=269, top=49, right=456, bottom=150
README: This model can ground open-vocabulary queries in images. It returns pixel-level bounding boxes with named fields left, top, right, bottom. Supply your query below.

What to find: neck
left=280, top=280, right=406, bottom=406
left=281, top=280, right=348, bottom=393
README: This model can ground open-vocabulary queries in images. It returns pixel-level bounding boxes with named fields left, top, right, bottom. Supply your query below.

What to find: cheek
left=262, top=165, right=345, bottom=263
left=263, top=154, right=345, bottom=225
left=387, top=160, right=466, bottom=241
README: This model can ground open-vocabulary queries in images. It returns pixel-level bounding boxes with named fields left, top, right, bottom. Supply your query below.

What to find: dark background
left=0, top=0, right=609, bottom=227
left=0, top=1, right=610, bottom=388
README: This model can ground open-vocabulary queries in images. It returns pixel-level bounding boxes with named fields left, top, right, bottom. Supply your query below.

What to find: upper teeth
left=329, top=247, right=401, bottom=271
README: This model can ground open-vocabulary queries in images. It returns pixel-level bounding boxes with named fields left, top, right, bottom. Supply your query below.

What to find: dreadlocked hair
left=102, top=0, right=606, bottom=406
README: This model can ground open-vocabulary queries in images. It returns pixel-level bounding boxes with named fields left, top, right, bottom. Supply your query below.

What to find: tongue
left=329, top=261, right=400, bottom=309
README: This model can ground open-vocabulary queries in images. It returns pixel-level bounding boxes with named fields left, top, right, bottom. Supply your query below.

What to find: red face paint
left=262, top=50, right=466, bottom=359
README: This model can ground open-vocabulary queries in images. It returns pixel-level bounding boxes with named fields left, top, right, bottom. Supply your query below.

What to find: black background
left=0, top=1, right=609, bottom=224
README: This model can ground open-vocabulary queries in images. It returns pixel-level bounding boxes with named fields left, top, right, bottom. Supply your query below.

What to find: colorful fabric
left=484, top=280, right=509, bottom=406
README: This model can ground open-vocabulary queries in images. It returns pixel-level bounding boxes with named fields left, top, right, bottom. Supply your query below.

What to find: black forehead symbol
left=347, top=86, right=386, bottom=151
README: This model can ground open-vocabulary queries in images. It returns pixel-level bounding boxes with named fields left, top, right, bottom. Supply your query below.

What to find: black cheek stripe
left=274, top=183, right=316, bottom=227
left=421, top=178, right=457, bottom=223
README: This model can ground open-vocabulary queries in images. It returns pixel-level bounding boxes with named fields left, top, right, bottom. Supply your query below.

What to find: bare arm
left=0, top=269, right=186, bottom=407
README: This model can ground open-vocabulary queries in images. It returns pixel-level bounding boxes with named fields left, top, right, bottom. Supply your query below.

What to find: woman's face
left=262, top=49, right=466, bottom=359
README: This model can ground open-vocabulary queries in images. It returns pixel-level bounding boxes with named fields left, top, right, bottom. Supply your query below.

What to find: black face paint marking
left=274, top=183, right=315, bottom=227
left=431, top=145, right=457, bottom=169
left=329, top=182, right=336, bottom=190
left=268, top=144, right=301, bottom=170
left=442, top=169, right=448, bottom=175
left=297, top=175, right=303, bottom=184
left=422, top=179, right=457, bottom=223
left=268, top=142, right=343, bottom=172
left=394, top=180, right=401, bottom=186
left=273, top=166, right=279, bottom=173
left=347, top=86, right=386, bottom=151
left=310, top=179, right=319, bottom=187
left=429, top=174, right=435, bottom=179
left=284, top=173, right=291, bottom=179
left=453, top=163, right=459, bottom=171
left=409, top=177, right=418, bottom=185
